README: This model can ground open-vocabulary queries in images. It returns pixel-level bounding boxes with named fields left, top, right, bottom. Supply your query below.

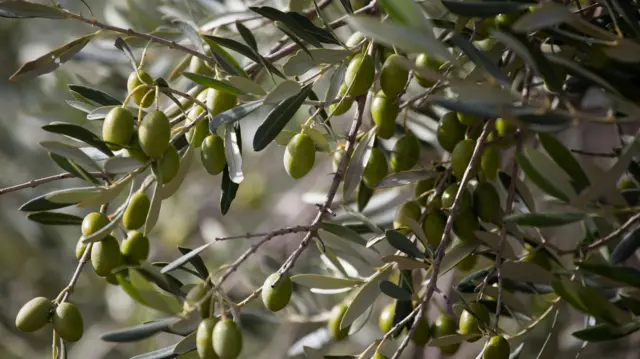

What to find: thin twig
left=214, top=225, right=312, bottom=241
left=557, top=212, right=640, bottom=255
left=0, top=172, right=110, bottom=196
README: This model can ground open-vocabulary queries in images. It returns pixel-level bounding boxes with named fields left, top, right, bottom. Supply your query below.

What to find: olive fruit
left=363, top=147, right=388, bottom=188
left=371, top=90, right=399, bottom=139
left=123, top=192, right=150, bottom=230
left=372, top=352, right=388, bottom=359
left=262, top=273, right=293, bottom=312
left=451, top=139, right=477, bottom=179
left=481, top=146, right=500, bottom=180
left=432, top=314, right=459, bottom=355
left=483, top=336, right=510, bottom=359
left=138, top=110, right=171, bottom=158
left=346, top=32, right=365, bottom=48
left=159, top=145, right=180, bottom=184
left=522, top=244, right=552, bottom=271
left=329, top=84, right=353, bottom=116
left=411, top=317, right=431, bottom=346
left=422, top=211, right=446, bottom=247
left=212, top=319, right=243, bottom=359
left=380, top=54, right=409, bottom=98
left=52, top=302, right=83, bottom=342
left=344, top=53, right=375, bottom=96
left=15, top=297, right=52, bottom=333
left=495, top=13, right=519, bottom=28
left=378, top=303, right=395, bottom=333
left=494, top=118, right=516, bottom=138
left=390, top=132, right=420, bottom=172
left=328, top=303, right=350, bottom=341
left=185, top=283, right=211, bottom=319
left=437, top=112, right=466, bottom=152
left=459, top=302, right=490, bottom=340
left=127, top=70, right=154, bottom=108
left=91, top=235, right=122, bottom=277
left=197, top=318, right=219, bottom=359
left=415, top=53, right=441, bottom=88
left=453, top=211, right=481, bottom=243
left=121, top=231, right=149, bottom=263
left=82, top=212, right=109, bottom=238
left=414, top=177, right=436, bottom=206
left=208, top=88, right=237, bottom=116
left=76, top=239, right=89, bottom=260
left=473, top=182, right=501, bottom=223
left=457, top=254, right=477, bottom=271
left=394, top=201, right=421, bottom=232
left=186, top=106, right=208, bottom=148
left=201, top=135, right=226, bottom=175
left=103, top=107, right=135, bottom=147
left=441, top=184, right=473, bottom=213
left=284, top=133, right=315, bottom=179
left=189, top=56, right=213, bottom=76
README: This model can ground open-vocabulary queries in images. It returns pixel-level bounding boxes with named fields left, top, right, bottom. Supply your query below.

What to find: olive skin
left=330, top=84, right=353, bottom=116
left=103, top=107, right=135, bottom=147
left=159, top=145, right=180, bottom=184
left=473, top=182, right=501, bottom=223
left=262, top=273, right=293, bottom=312
left=414, top=177, right=436, bottom=206
left=91, top=235, right=122, bottom=277
left=123, top=192, right=150, bottom=230
left=481, top=146, right=500, bottom=180
left=459, top=302, right=490, bottom=340
left=197, top=318, right=219, bottom=359
left=494, top=118, right=517, bottom=146
left=422, top=211, right=447, bottom=247
left=370, top=90, right=399, bottom=139
left=212, top=319, right=243, bottom=359
left=390, top=133, right=420, bottom=172
left=411, top=317, right=431, bottom=346
left=344, top=54, right=375, bottom=96
left=437, top=112, right=466, bottom=152
left=201, top=135, right=226, bottom=175
left=189, top=56, right=213, bottom=76
left=328, top=303, right=350, bottom=341
left=483, top=336, right=510, bottom=359
left=457, top=254, right=477, bottom=272
left=127, top=71, right=154, bottom=108
left=372, top=352, right=388, bottom=359
left=457, top=112, right=481, bottom=127
left=394, top=201, right=422, bottom=232
left=441, top=184, right=473, bottom=213
left=82, top=212, right=109, bottom=238
left=284, top=133, right=316, bottom=179
left=207, top=88, right=237, bottom=116
left=345, top=32, right=365, bottom=48
left=138, top=110, right=171, bottom=158
left=378, top=303, right=395, bottom=333
left=380, top=54, right=409, bottom=98
left=432, top=315, right=460, bottom=356
left=185, top=283, right=212, bottom=319
left=52, top=302, right=83, bottom=342
left=363, top=147, right=388, bottom=189
left=495, top=13, right=519, bottom=28
left=121, top=231, right=149, bottom=263
left=451, top=139, right=477, bottom=179
left=186, top=106, right=208, bottom=148
left=415, top=54, right=441, bottom=88
left=15, top=297, right=53, bottom=333
left=76, top=238, right=89, bottom=260
left=453, top=211, right=481, bottom=243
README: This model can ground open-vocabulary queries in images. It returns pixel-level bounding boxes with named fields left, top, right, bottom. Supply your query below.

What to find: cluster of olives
left=15, top=297, right=83, bottom=342
left=196, top=316, right=243, bottom=359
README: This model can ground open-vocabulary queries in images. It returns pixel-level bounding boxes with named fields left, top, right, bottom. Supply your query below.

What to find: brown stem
left=0, top=172, right=110, bottom=196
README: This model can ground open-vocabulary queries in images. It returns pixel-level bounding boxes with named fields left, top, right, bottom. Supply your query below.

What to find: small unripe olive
left=262, top=273, right=293, bottom=312
left=457, top=254, right=477, bottom=272
left=459, top=302, right=490, bottom=340
left=185, top=283, right=211, bottom=319
left=414, top=177, right=436, bottom=206
left=453, top=211, right=481, bottom=243
left=441, top=184, right=473, bottom=213
left=52, top=302, right=83, bottom=342
left=328, top=303, right=350, bottom=341
left=422, top=211, right=447, bottom=247
left=201, top=135, right=226, bottom=175
left=76, top=238, right=89, bottom=260
left=15, top=297, right=53, bottom=333
left=372, top=352, right=388, bottom=359
left=378, top=303, right=395, bottom=333
left=138, top=110, right=171, bottom=158
left=127, top=70, right=154, bottom=108
left=473, top=182, right=501, bottom=223
left=159, top=145, right=180, bottom=184
left=432, top=314, right=459, bottom=355
left=475, top=18, right=496, bottom=40
left=495, top=118, right=516, bottom=138
left=197, top=318, right=219, bottom=359
left=411, top=317, right=431, bottom=346
left=380, top=54, right=409, bottom=98
left=189, top=56, right=213, bottom=76
left=212, top=319, right=243, bottom=359
left=207, top=88, right=237, bottom=116
left=103, top=107, right=135, bottom=147
left=415, top=54, right=441, bottom=88
left=363, top=147, right=388, bottom=189
left=437, top=112, right=467, bottom=152
left=91, top=235, right=122, bottom=277
left=457, top=112, right=481, bottom=127
left=483, top=336, right=510, bottom=359
left=123, top=192, right=150, bottom=230
left=284, top=133, right=315, bottom=179
left=495, top=13, right=519, bottom=28
left=451, top=139, right=477, bottom=179
left=346, top=32, right=365, bottom=48
left=186, top=106, right=208, bottom=148
left=82, top=212, right=109, bottom=237
left=330, top=84, right=354, bottom=116
left=121, top=231, right=149, bottom=263
left=344, top=53, right=375, bottom=96
left=370, top=90, right=399, bottom=139
left=481, top=146, right=500, bottom=180
left=390, top=133, right=420, bottom=172
left=394, top=201, right=422, bottom=232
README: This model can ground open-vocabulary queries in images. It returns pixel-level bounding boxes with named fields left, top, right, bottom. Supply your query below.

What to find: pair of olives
left=16, top=298, right=83, bottom=342
left=197, top=317, right=243, bottom=359
left=378, top=303, right=430, bottom=346
left=371, top=54, right=409, bottom=139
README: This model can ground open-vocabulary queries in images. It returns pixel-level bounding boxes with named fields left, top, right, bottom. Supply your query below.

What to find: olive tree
left=2, top=0, right=640, bottom=358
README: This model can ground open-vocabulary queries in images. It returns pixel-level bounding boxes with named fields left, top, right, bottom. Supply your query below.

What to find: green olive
left=457, top=254, right=478, bottom=272
left=459, top=302, right=490, bottom=340
left=81, top=212, right=109, bottom=241
left=186, top=106, right=208, bottom=148
left=212, top=319, right=243, bottom=359
left=159, top=145, right=180, bottom=184
left=473, top=182, right=501, bottom=223
left=390, top=132, right=420, bottom=172
left=378, top=302, right=395, bottom=333
left=441, top=184, right=473, bottom=213
left=122, top=132, right=150, bottom=163
left=184, top=283, right=211, bottom=319
left=197, top=318, right=219, bottom=359
left=208, top=88, right=237, bottom=116
left=201, top=135, right=226, bottom=175
left=415, top=53, right=441, bottom=88
left=437, top=112, right=467, bottom=152
left=411, top=317, right=431, bottom=346
left=522, top=244, right=552, bottom=271
left=483, top=335, right=510, bottom=359
left=372, top=352, right=388, bottom=359
left=453, top=211, right=481, bottom=243
left=127, top=70, right=154, bottom=108
left=103, top=107, right=135, bottom=148
left=414, top=177, right=436, bottom=206
left=344, top=53, right=375, bottom=96
left=138, top=110, right=171, bottom=158
left=394, top=201, right=422, bottom=232
left=475, top=18, right=496, bottom=40
left=261, top=273, right=293, bottom=312
left=618, top=175, right=638, bottom=190
left=451, top=139, right=477, bottom=180
left=363, top=147, right=388, bottom=189
left=495, top=13, right=519, bottom=28
left=495, top=118, right=517, bottom=139
left=15, top=297, right=53, bottom=333
left=432, top=314, right=459, bottom=355
left=105, top=274, right=119, bottom=286
left=422, top=211, right=447, bottom=247
left=284, top=133, right=316, bottom=179
left=76, top=238, right=89, bottom=260
left=121, top=231, right=149, bottom=264
left=52, top=302, right=83, bottom=342
left=330, top=84, right=354, bottom=116
left=91, top=235, right=122, bottom=277
left=328, top=303, right=350, bottom=341
left=189, top=56, right=213, bottom=76
left=481, top=146, right=500, bottom=180
left=457, top=112, right=481, bottom=127
left=370, top=90, right=399, bottom=139
left=346, top=32, right=365, bottom=48
left=380, top=54, right=409, bottom=98
left=123, top=192, right=150, bottom=230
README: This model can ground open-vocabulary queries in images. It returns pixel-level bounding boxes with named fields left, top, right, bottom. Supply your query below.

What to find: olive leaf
left=49, top=153, right=101, bottom=185
left=379, top=280, right=412, bottom=301
left=103, top=156, right=144, bottom=174
left=182, top=72, right=246, bottom=96
left=504, top=212, right=586, bottom=227
left=68, top=85, right=121, bottom=106
left=202, top=35, right=282, bottom=78
left=572, top=321, right=640, bottom=342
left=220, top=165, right=240, bottom=215
left=0, top=1, right=65, bottom=19
left=161, top=243, right=211, bottom=275
left=282, top=49, right=351, bottom=77
left=20, top=187, right=105, bottom=212
left=41, top=141, right=101, bottom=172
left=440, top=0, right=529, bottom=18
left=290, top=274, right=363, bottom=289
left=516, top=145, right=575, bottom=202
left=428, top=334, right=482, bottom=347
left=378, top=0, right=432, bottom=30
left=385, top=230, right=425, bottom=259
left=538, top=133, right=590, bottom=192
left=264, top=81, right=303, bottom=104
left=580, top=263, right=640, bottom=289
left=26, top=212, right=84, bottom=226
left=377, top=170, right=433, bottom=188
left=552, top=276, right=627, bottom=325
left=610, top=227, right=640, bottom=265
left=101, top=317, right=180, bottom=342
left=381, top=255, right=429, bottom=270
left=250, top=6, right=337, bottom=47
left=343, top=128, right=375, bottom=199
left=209, top=100, right=262, bottom=133
left=448, top=32, right=510, bottom=88
left=340, top=266, right=392, bottom=330
left=224, top=124, right=244, bottom=184
left=42, top=122, right=114, bottom=156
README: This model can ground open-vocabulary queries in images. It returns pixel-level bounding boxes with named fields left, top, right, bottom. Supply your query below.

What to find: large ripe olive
left=431, top=314, right=460, bottom=355
left=414, top=177, right=436, bottom=206
left=441, top=184, right=473, bottom=213
left=370, top=90, right=399, bottom=140
left=453, top=211, right=481, bottom=243
left=414, top=53, right=441, bottom=88
left=328, top=303, right=350, bottom=341
left=481, top=145, right=500, bottom=180
left=459, top=302, right=490, bottom=341
left=380, top=54, right=409, bottom=98
left=284, top=133, right=315, bottom=179
left=15, top=297, right=53, bottom=333
left=138, top=110, right=171, bottom=158
left=483, top=335, right=511, bottom=359
left=103, top=107, right=135, bottom=148
left=207, top=88, right=237, bottom=116
left=378, top=302, right=395, bottom=333
left=261, top=273, right=293, bottom=312
left=422, top=211, right=447, bottom=247
left=344, top=53, right=374, bottom=96
left=330, top=84, right=354, bottom=116
left=437, top=112, right=466, bottom=153
left=189, top=56, right=213, bottom=76
left=394, top=201, right=422, bottom=232
left=411, top=317, right=431, bottom=346
left=390, top=132, right=420, bottom=172
left=52, top=302, right=83, bottom=342
left=196, top=318, right=219, bottom=359
left=201, top=135, right=226, bottom=175
left=363, top=147, right=388, bottom=189
left=127, top=70, right=154, bottom=108
left=121, top=231, right=149, bottom=264
left=91, top=235, right=122, bottom=277
left=212, top=319, right=243, bottom=359
left=451, top=139, right=477, bottom=179
left=123, top=192, right=150, bottom=230
left=473, top=182, right=501, bottom=223
left=457, top=112, right=481, bottom=127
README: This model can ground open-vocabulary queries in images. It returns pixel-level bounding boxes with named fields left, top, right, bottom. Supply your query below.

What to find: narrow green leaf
left=130, top=345, right=178, bottom=359
left=504, top=212, right=586, bottom=227
left=49, top=153, right=101, bottom=185
left=182, top=72, right=246, bottom=96
left=319, top=222, right=368, bottom=247
left=209, top=100, right=261, bottom=134
left=572, top=321, right=640, bottom=342
left=516, top=146, right=574, bottom=202
left=610, top=228, right=640, bottom=265
left=176, top=246, right=209, bottom=279
left=385, top=230, right=425, bottom=259
left=264, top=81, right=303, bottom=104
left=448, top=32, right=510, bottom=88
left=250, top=6, right=337, bottom=46
left=428, top=333, right=481, bottom=347
left=201, top=35, right=280, bottom=78
left=103, top=156, right=143, bottom=174
left=26, top=212, right=83, bottom=226
left=498, top=171, right=536, bottom=212
left=512, top=3, right=572, bottom=33
left=199, top=37, right=247, bottom=78
left=377, top=170, right=433, bottom=189
left=538, top=133, right=590, bottom=192
left=381, top=255, right=429, bottom=270
left=42, top=122, right=113, bottom=156
left=113, top=37, right=138, bottom=71
left=220, top=166, right=239, bottom=215
left=41, top=141, right=100, bottom=171
left=0, top=0, right=65, bottom=19
left=440, top=1, right=530, bottom=18
left=340, top=266, right=391, bottom=329
left=581, top=263, right=640, bottom=289
left=68, top=85, right=121, bottom=106
left=78, top=175, right=131, bottom=208
left=66, top=100, right=97, bottom=113
left=379, top=280, right=412, bottom=301
left=101, top=318, right=179, bottom=342
left=129, top=269, right=182, bottom=314
left=161, top=243, right=211, bottom=274
left=343, top=128, right=375, bottom=199
left=282, top=48, right=351, bottom=77
left=552, top=276, right=626, bottom=324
